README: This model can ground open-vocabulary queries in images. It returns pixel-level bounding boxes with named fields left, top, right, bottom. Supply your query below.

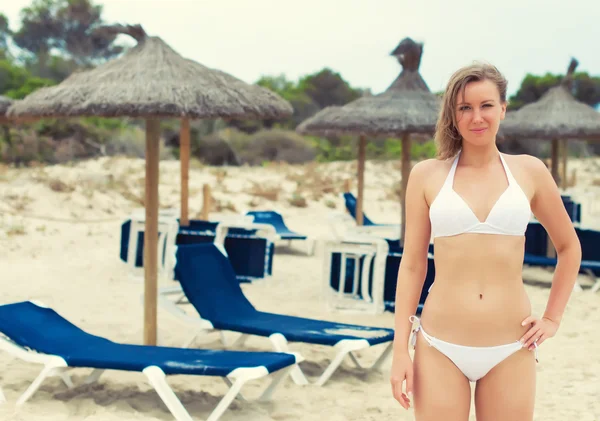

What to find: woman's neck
left=459, top=144, right=501, bottom=168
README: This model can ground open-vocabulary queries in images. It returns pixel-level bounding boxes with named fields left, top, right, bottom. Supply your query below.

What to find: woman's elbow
left=556, top=235, right=582, bottom=263
left=398, top=260, right=427, bottom=282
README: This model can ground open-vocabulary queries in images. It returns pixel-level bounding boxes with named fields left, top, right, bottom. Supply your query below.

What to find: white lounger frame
left=327, top=211, right=402, bottom=241
left=321, top=235, right=390, bottom=315
left=158, top=239, right=393, bottom=387
left=0, top=305, right=301, bottom=421
left=125, top=212, right=180, bottom=283
left=588, top=269, right=600, bottom=293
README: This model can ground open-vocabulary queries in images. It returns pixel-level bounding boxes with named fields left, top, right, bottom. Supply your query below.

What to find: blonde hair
left=434, top=62, right=508, bottom=160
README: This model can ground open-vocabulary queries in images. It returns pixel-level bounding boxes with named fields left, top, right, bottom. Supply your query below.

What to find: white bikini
left=411, top=150, right=537, bottom=382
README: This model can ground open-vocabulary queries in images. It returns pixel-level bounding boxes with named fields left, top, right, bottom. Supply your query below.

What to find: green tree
left=298, top=68, right=362, bottom=108
left=0, top=58, right=55, bottom=99
left=509, top=72, right=600, bottom=110
left=253, top=74, right=320, bottom=130
left=256, top=70, right=363, bottom=130
left=255, top=74, right=296, bottom=98
left=12, top=0, right=124, bottom=79
left=0, top=13, right=12, bottom=56
left=56, top=0, right=124, bottom=66
left=12, top=0, right=63, bottom=77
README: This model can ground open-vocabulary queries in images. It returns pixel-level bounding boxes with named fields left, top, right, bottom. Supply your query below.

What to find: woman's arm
left=528, top=156, right=582, bottom=325
left=392, top=159, right=435, bottom=354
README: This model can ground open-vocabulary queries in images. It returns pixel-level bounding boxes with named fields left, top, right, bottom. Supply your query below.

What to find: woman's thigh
left=474, top=348, right=536, bottom=421
left=413, top=334, right=472, bottom=421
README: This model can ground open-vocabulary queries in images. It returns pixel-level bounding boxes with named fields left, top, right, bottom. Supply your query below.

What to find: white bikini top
left=429, top=151, right=531, bottom=238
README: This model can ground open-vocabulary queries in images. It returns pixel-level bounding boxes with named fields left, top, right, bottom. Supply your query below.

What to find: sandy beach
left=0, top=156, right=599, bottom=421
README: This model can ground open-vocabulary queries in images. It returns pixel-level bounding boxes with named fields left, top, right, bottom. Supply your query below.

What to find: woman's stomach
left=420, top=234, right=532, bottom=346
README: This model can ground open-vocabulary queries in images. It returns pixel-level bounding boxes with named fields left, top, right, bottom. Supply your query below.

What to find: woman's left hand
left=519, top=316, right=560, bottom=351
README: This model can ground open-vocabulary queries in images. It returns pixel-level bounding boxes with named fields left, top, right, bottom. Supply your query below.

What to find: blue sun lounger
left=245, top=211, right=306, bottom=241
left=0, top=301, right=301, bottom=421
left=343, top=192, right=379, bottom=226
left=523, top=221, right=600, bottom=292
left=245, top=210, right=314, bottom=255
left=160, top=243, right=395, bottom=386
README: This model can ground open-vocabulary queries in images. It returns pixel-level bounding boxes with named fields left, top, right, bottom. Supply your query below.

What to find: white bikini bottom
left=409, top=316, right=538, bottom=382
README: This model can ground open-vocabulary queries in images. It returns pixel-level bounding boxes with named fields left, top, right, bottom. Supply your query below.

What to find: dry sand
left=0, top=156, right=598, bottom=421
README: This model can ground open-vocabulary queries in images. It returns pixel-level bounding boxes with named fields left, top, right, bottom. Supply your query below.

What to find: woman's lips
left=471, top=128, right=487, bottom=134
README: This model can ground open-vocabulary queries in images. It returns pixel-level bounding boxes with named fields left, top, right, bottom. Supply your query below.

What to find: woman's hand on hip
left=519, top=315, right=559, bottom=350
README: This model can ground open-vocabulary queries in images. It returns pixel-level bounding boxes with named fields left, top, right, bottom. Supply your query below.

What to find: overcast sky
left=2, top=0, right=599, bottom=97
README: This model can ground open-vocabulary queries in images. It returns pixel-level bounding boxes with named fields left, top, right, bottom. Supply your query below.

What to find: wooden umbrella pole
left=400, top=133, right=411, bottom=246
left=551, top=139, right=559, bottom=185
left=561, top=139, right=568, bottom=189
left=180, top=118, right=190, bottom=226
left=201, top=184, right=212, bottom=220
left=356, top=136, right=366, bottom=226
left=144, top=119, right=160, bottom=346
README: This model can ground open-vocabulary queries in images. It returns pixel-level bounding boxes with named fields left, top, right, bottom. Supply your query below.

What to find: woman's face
left=455, top=79, right=506, bottom=148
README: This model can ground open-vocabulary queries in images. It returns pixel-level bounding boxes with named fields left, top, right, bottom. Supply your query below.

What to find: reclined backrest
left=175, top=243, right=257, bottom=321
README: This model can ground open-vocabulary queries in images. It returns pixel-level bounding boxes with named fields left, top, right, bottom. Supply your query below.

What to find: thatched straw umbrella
left=8, top=24, right=292, bottom=345
left=297, top=37, right=440, bottom=245
left=502, top=58, right=600, bottom=187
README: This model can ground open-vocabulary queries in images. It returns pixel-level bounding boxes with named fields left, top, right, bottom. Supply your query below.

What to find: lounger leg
left=17, top=361, right=69, bottom=406
left=315, top=340, right=372, bottom=387
left=347, top=352, right=363, bottom=369
left=60, top=373, right=74, bottom=389
left=315, top=350, right=349, bottom=387
left=346, top=342, right=393, bottom=372
left=83, top=369, right=105, bottom=385
left=370, top=342, right=393, bottom=370
left=306, top=239, right=315, bottom=256
left=259, top=365, right=294, bottom=401
left=0, top=385, right=6, bottom=404
left=268, top=334, right=308, bottom=386
left=231, top=334, right=249, bottom=348
left=219, top=331, right=230, bottom=347
left=206, top=378, right=247, bottom=421
left=585, top=269, right=600, bottom=293
left=221, top=377, right=248, bottom=402
left=182, top=331, right=201, bottom=348
left=143, top=366, right=194, bottom=421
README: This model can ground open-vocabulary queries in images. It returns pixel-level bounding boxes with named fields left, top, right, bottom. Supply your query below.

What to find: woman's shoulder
left=411, top=157, right=453, bottom=176
left=409, top=159, right=454, bottom=198
left=501, top=153, right=553, bottom=197
left=501, top=153, right=548, bottom=177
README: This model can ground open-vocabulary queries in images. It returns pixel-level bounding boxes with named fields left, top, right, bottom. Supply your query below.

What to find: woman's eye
left=459, top=106, right=470, bottom=111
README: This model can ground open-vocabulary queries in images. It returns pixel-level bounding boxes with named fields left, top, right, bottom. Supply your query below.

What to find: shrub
left=235, top=129, right=317, bottom=165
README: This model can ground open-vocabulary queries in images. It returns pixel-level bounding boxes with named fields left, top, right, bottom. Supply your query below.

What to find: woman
left=390, top=63, right=582, bottom=420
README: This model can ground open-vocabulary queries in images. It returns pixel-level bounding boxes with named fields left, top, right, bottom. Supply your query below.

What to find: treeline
left=0, top=0, right=599, bottom=166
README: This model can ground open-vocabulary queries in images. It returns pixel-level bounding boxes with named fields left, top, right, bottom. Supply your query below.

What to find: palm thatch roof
left=296, top=38, right=440, bottom=137
left=0, top=96, right=12, bottom=122
left=7, top=24, right=292, bottom=120
left=501, top=58, right=600, bottom=141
